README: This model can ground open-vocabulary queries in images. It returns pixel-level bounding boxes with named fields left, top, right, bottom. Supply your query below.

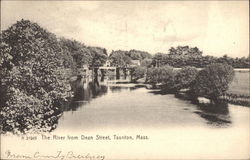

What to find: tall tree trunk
left=100, top=69, right=105, bottom=82
left=116, top=68, right=120, bottom=80
left=123, top=68, right=127, bottom=79
left=94, top=68, right=98, bottom=80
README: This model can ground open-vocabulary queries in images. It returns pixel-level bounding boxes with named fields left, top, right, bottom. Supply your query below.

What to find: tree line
left=106, top=45, right=249, bottom=69
left=152, top=46, right=249, bottom=68
left=131, top=64, right=235, bottom=104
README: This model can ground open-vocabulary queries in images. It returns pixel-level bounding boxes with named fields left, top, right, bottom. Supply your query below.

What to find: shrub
left=146, top=65, right=175, bottom=90
left=131, top=66, right=146, bottom=82
left=146, top=67, right=158, bottom=84
left=174, top=66, right=198, bottom=91
left=192, top=63, right=234, bottom=102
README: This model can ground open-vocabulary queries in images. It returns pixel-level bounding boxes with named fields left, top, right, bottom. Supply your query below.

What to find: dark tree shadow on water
left=109, top=86, right=124, bottom=93
left=130, top=84, right=146, bottom=91
left=194, top=102, right=231, bottom=127
left=65, top=78, right=107, bottom=111
left=149, top=88, right=177, bottom=96
left=175, top=92, right=232, bottom=127
left=109, top=84, right=145, bottom=93
left=150, top=90, right=232, bottom=127
left=148, top=90, right=171, bottom=95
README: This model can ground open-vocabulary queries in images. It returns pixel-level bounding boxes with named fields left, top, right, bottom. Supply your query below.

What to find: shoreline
left=220, top=93, right=250, bottom=107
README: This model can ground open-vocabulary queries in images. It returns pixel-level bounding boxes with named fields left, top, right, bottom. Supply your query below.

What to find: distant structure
left=130, top=60, right=141, bottom=67
left=99, top=59, right=116, bottom=73
left=104, top=59, right=111, bottom=67
left=76, top=59, right=137, bottom=80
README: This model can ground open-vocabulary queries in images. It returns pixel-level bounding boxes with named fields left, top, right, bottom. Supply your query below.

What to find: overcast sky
left=1, top=1, right=249, bottom=57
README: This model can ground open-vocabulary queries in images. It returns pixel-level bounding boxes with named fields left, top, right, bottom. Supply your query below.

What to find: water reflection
left=109, top=86, right=124, bottom=93
left=3, top=78, right=239, bottom=134
left=66, top=78, right=108, bottom=111
left=174, top=92, right=232, bottom=127
left=154, top=91, right=232, bottom=127
left=109, top=84, right=145, bottom=93
left=130, top=84, right=146, bottom=90
left=175, top=93, right=231, bottom=127
left=194, top=102, right=231, bottom=127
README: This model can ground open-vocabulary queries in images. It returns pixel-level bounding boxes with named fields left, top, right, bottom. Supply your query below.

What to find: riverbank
left=68, top=66, right=249, bottom=108
left=220, top=93, right=250, bottom=107
left=1, top=82, right=249, bottom=159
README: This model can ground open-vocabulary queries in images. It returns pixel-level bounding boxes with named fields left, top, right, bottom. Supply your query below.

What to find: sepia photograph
left=0, top=1, right=249, bottom=159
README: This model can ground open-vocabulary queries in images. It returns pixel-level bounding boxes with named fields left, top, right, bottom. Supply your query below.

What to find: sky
left=1, top=1, right=249, bottom=57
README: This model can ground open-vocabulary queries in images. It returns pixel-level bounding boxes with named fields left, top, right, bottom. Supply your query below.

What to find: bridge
left=77, top=66, right=133, bottom=80
left=77, top=60, right=140, bottom=80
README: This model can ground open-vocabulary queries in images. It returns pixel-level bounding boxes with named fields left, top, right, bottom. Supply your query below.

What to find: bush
left=146, top=65, right=175, bottom=90
left=131, top=66, right=146, bottom=82
left=192, top=63, right=234, bottom=102
left=0, top=19, right=72, bottom=134
left=174, top=66, right=198, bottom=91
left=146, top=67, right=158, bottom=84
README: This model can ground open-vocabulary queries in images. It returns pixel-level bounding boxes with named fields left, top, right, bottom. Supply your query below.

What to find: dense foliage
left=191, top=63, right=235, bottom=102
left=152, top=46, right=250, bottom=68
left=147, top=66, right=175, bottom=90
left=109, top=49, right=152, bottom=68
left=109, top=50, right=132, bottom=68
left=174, top=67, right=198, bottom=91
left=140, top=59, right=153, bottom=68
left=145, top=63, right=235, bottom=103
left=126, top=49, right=152, bottom=60
left=89, top=47, right=108, bottom=67
left=59, top=38, right=91, bottom=68
left=0, top=20, right=72, bottom=134
left=130, top=66, right=146, bottom=82
left=59, top=38, right=107, bottom=69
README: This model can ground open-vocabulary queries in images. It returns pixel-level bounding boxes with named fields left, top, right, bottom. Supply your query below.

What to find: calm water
left=1, top=80, right=249, bottom=159
left=56, top=80, right=248, bottom=132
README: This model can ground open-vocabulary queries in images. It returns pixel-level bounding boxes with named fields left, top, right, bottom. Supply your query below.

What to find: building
left=130, top=60, right=141, bottom=67
left=104, top=59, right=111, bottom=67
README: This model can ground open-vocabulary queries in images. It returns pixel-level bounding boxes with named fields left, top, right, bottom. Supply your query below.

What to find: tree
left=192, top=63, right=234, bottom=102
left=217, top=54, right=234, bottom=66
left=109, top=50, right=131, bottom=67
left=128, top=49, right=152, bottom=60
left=130, top=66, right=146, bottom=82
left=152, top=53, right=166, bottom=67
left=169, top=46, right=202, bottom=57
left=59, top=38, right=92, bottom=68
left=158, top=66, right=175, bottom=90
left=146, top=65, right=175, bottom=90
left=174, top=66, right=198, bottom=91
left=109, top=50, right=132, bottom=79
left=146, top=67, right=159, bottom=84
left=0, top=19, right=72, bottom=133
left=141, top=58, right=153, bottom=68
left=89, top=47, right=108, bottom=67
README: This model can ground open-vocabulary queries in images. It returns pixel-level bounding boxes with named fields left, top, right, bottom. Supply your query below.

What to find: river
left=1, top=80, right=249, bottom=159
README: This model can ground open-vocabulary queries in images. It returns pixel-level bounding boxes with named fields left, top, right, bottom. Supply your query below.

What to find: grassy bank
left=220, top=93, right=250, bottom=107
left=224, top=70, right=249, bottom=106
left=228, top=70, right=249, bottom=96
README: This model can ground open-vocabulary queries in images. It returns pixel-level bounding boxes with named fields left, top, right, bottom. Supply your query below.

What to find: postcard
left=0, top=1, right=249, bottom=160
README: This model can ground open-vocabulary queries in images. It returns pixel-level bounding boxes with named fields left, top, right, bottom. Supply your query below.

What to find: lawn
left=228, top=70, right=250, bottom=96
